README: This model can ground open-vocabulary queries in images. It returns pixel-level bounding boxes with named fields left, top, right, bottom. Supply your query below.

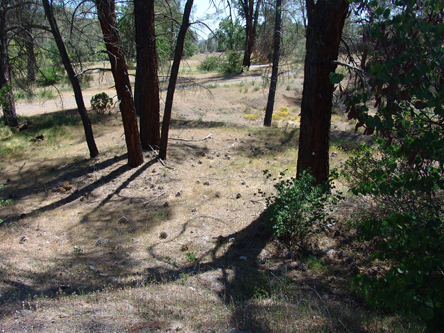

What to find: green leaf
left=329, top=72, right=344, bottom=84
left=419, top=305, right=434, bottom=320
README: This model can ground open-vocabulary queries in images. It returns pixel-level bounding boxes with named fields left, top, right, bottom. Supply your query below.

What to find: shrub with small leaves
left=90, top=92, right=113, bottom=114
left=219, top=51, right=242, bottom=74
left=258, top=169, right=342, bottom=248
left=197, top=55, right=221, bottom=72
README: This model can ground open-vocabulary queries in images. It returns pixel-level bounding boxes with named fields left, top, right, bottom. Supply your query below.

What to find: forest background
left=0, top=0, right=443, bottom=332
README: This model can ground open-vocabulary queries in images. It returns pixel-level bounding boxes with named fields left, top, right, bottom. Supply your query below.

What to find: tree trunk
left=42, top=0, right=99, bottom=159
left=95, top=0, right=143, bottom=167
left=158, top=0, right=193, bottom=160
left=264, top=0, right=282, bottom=127
left=241, top=0, right=254, bottom=69
left=25, top=31, right=35, bottom=82
left=297, top=0, right=349, bottom=184
left=0, top=1, right=17, bottom=127
left=134, top=0, right=160, bottom=148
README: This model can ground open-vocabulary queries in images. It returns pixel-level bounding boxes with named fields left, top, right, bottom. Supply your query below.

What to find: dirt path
left=14, top=64, right=299, bottom=118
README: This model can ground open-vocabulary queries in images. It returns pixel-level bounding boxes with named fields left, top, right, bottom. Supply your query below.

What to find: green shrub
left=259, top=169, right=342, bottom=248
left=219, top=51, right=242, bottom=74
left=197, top=55, right=221, bottom=72
left=90, top=92, right=113, bottom=114
left=344, top=140, right=444, bottom=330
left=37, top=66, right=64, bottom=86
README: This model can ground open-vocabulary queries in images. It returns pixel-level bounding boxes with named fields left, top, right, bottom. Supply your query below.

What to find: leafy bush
left=344, top=140, right=444, bottom=330
left=197, top=55, right=221, bottom=72
left=90, top=92, right=113, bottom=114
left=219, top=51, right=242, bottom=74
left=259, top=169, right=342, bottom=248
left=342, top=1, right=444, bottom=329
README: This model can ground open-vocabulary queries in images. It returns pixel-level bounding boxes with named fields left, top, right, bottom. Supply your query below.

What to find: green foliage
left=37, top=66, right=64, bottom=86
left=219, top=51, right=242, bottom=74
left=197, top=55, right=222, bottom=72
left=213, top=17, right=245, bottom=52
left=186, top=252, right=198, bottom=263
left=259, top=169, right=342, bottom=247
left=0, top=84, right=12, bottom=105
left=90, top=93, right=113, bottom=114
left=345, top=1, right=444, bottom=329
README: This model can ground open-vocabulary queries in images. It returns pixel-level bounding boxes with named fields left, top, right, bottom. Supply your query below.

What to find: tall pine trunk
left=158, top=0, right=193, bottom=160
left=95, top=0, right=143, bottom=167
left=264, top=0, right=282, bottom=127
left=297, top=0, right=348, bottom=184
left=0, top=1, right=17, bottom=127
left=134, top=0, right=160, bottom=148
left=42, top=0, right=99, bottom=158
left=25, top=31, right=35, bottom=82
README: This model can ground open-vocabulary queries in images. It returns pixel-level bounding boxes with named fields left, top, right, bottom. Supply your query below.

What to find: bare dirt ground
left=0, top=56, right=411, bottom=333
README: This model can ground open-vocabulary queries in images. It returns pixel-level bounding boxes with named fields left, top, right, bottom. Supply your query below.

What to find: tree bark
left=25, top=31, right=35, bottom=82
left=0, top=0, right=17, bottom=127
left=158, top=0, right=193, bottom=160
left=42, top=0, right=99, bottom=158
left=241, top=0, right=261, bottom=69
left=297, top=0, right=349, bottom=184
left=95, top=0, right=143, bottom=167
left=134, top=0, right=160, bottom=148
left=264, top=0, right=282, bottom=127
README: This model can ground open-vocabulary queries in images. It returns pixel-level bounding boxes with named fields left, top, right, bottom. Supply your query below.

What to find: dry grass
left=0, top=57, right=422, bottom=332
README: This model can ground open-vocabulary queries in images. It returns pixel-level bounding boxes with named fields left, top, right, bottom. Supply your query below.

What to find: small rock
left=58, top=312, right=69, bottom=318
left=340, top=237, right=349, bottom=244
left=118, top=216, right=128, bottom=224
left=196, top=179, right=201, bottom=184
left=236, top=193, right=242, bottom=199
left=180, top=244, right=189, bottom=251
left=158, top=185, right=164, bottom=190
left=19, top=235, right=27, bottom=244
left=95, top=239, right=109, bottom=246
left=175, top=190, right=182, bottom=197
left=163, top=201, right=170, bottom=207
left=191, top=208, right=197, bottom=212
left=337, top=250, right=347, bottom=259
left=215, top=191, right=221, bottom=198
left=159, top=230, right=169, bottom=239
left=203, top=180, right=210, bottom=186
left=287, top=261, right=298, bottom=270
left=168, top=321, right=184, bottom=331
left=239, top=256, right=247, bottom=261
left=89, top=266, right=95, bottom=270
left=297, top=263, right=307, bottom=271
left=127, top=227, right=136, bottom=233
left=344, top=257, right=354, bottom=265
left=131, top=238, right=140, bottom=243
left=198, top=160, right=203, bottom=164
